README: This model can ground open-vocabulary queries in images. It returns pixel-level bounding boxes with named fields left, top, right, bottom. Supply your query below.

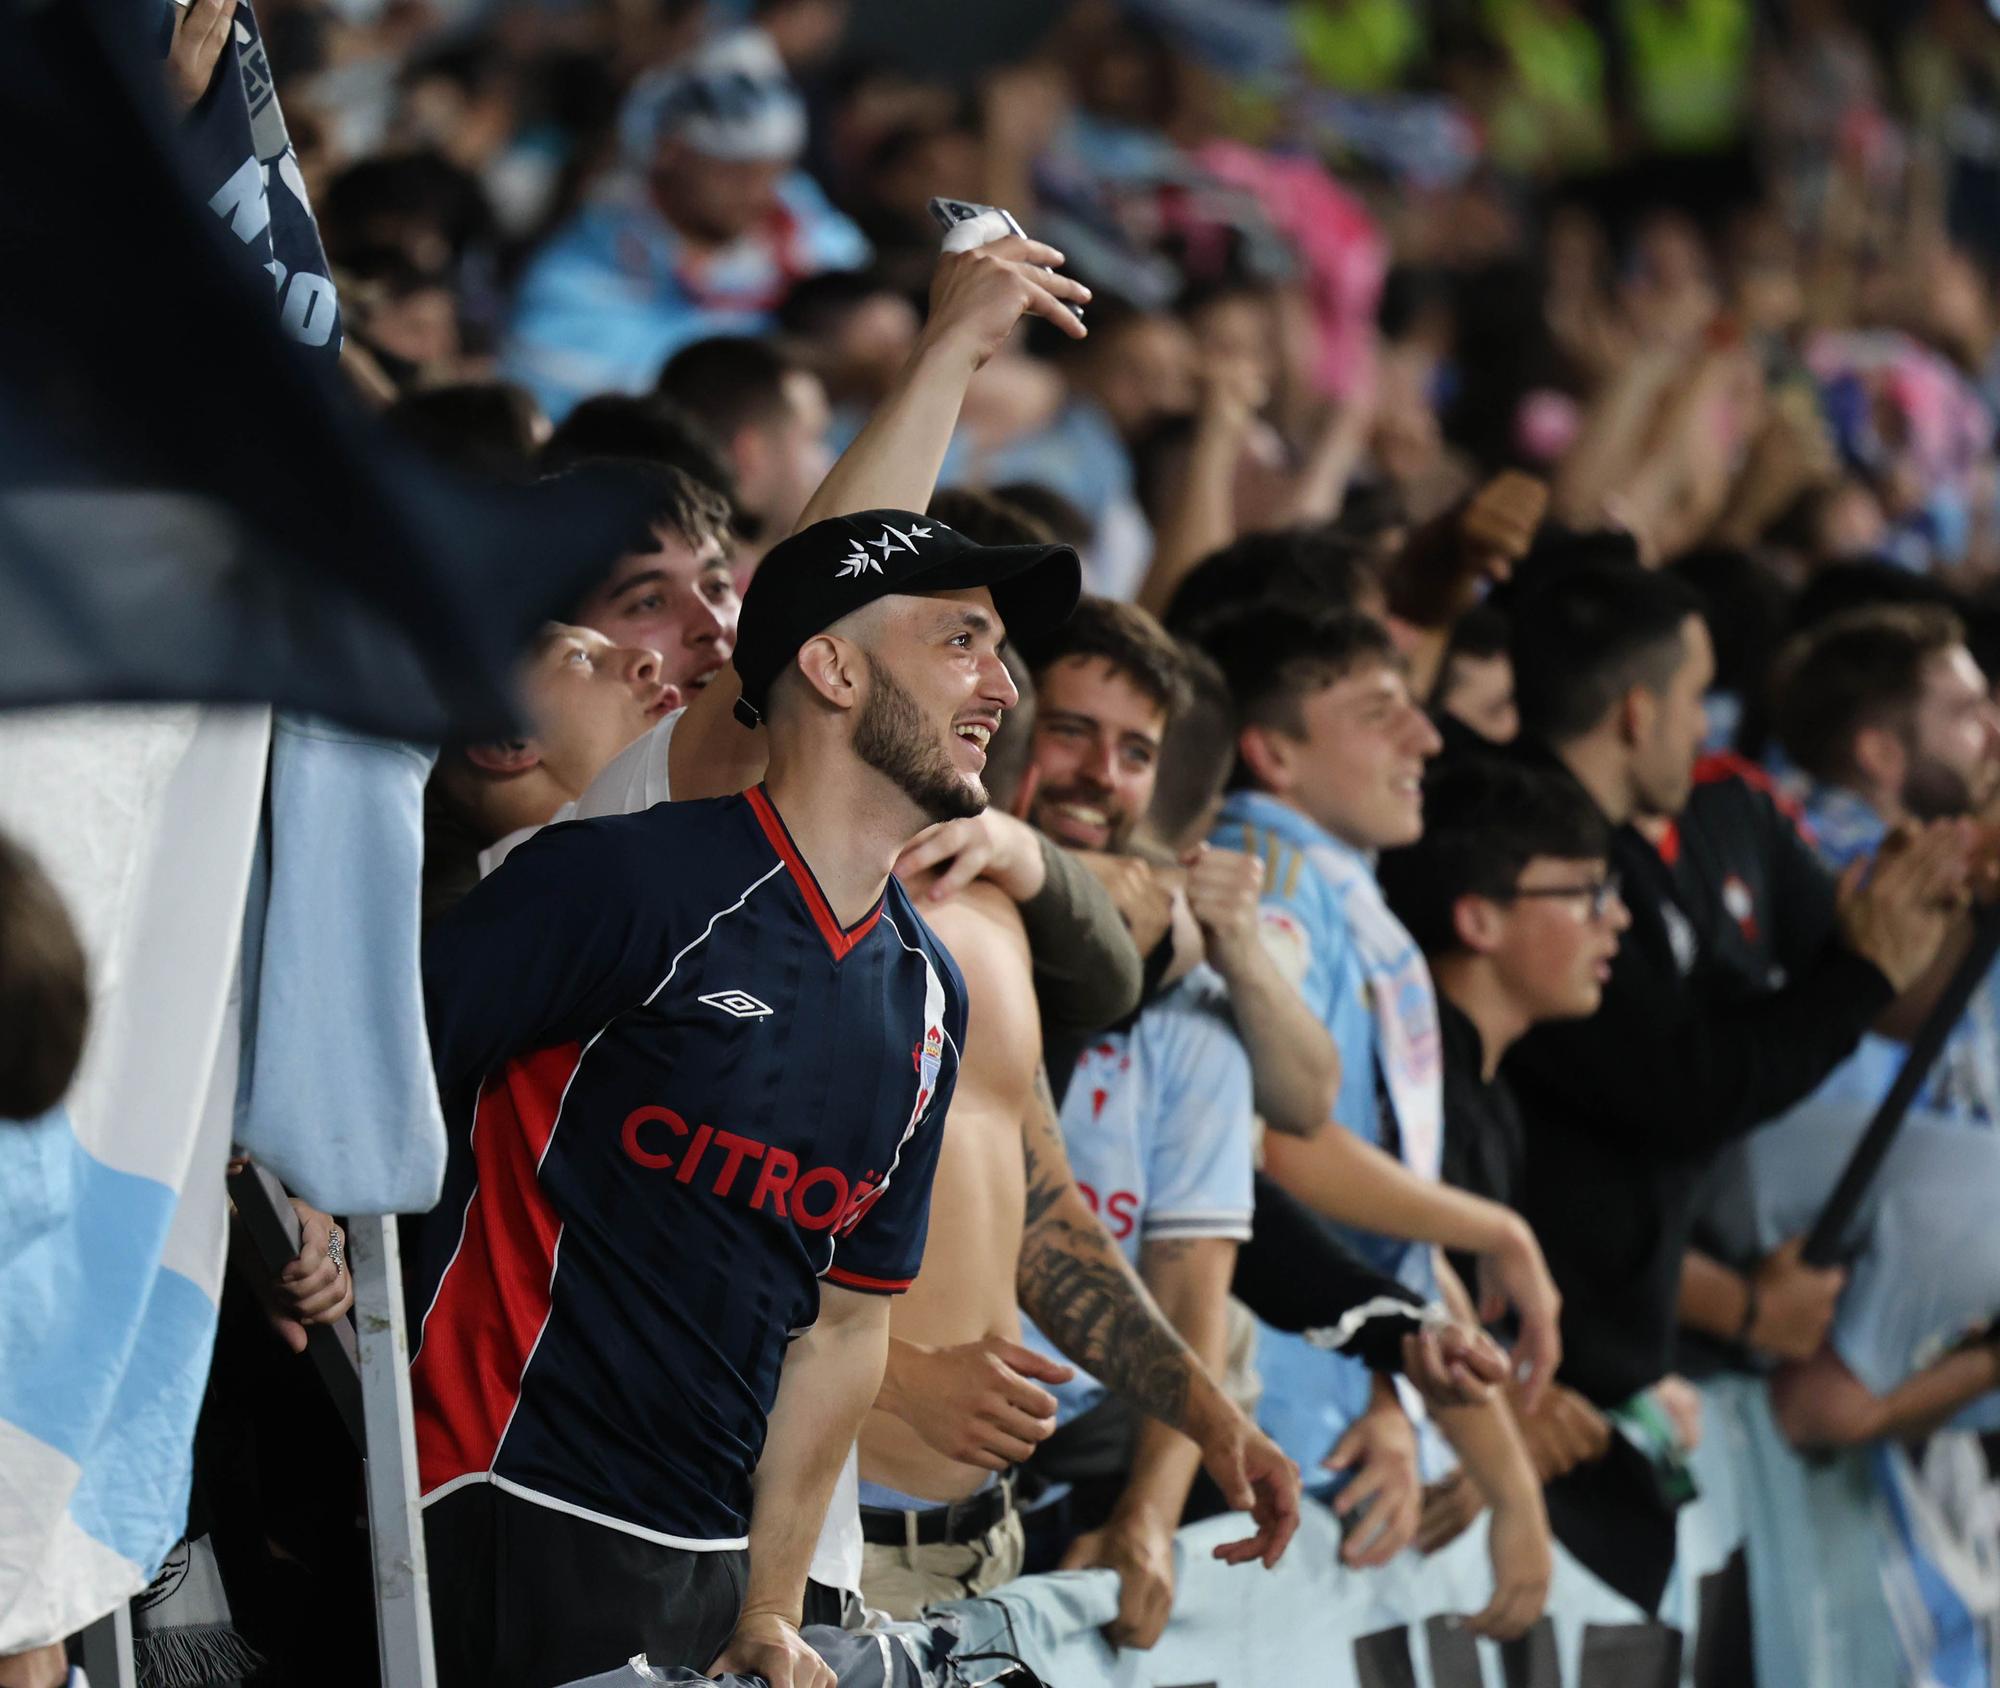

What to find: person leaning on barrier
left=410, top=510, right=1079, bottom=1688
left=1703, top=604, right=2000, bottom=1449
left=1497, top=554, right=1971, bottom=1611
left=992, top=599, right=1531, bottom=1641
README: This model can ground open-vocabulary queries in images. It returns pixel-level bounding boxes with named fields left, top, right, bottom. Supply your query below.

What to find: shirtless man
left=853, top=856, right=1072, bottom=1608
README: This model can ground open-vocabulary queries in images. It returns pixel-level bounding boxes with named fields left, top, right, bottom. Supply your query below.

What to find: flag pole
left=1803, top=903, right=2000, bottom=1267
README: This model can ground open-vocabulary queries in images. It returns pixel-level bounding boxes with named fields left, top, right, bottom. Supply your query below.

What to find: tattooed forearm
left=1020, top=1064, right=1068, bottom=1228
left=1016, top=1063, right=1197, bottom=1429
left=1019, top=1216, right=1195, bottom=1428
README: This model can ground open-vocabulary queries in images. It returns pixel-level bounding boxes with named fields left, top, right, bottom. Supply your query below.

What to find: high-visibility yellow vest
left=1619, top=0, right=1751, bottom=152
left=1293, top=0, right=1425, bottom=94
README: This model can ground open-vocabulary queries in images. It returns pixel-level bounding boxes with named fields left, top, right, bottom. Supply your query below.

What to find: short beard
left=1902, top=752, right=1977, bottom=821
left=854, top=655, right=986, bottom=825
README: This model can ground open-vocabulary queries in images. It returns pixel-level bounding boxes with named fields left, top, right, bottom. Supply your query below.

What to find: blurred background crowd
left=19, top=0, right=2000, bottom=1681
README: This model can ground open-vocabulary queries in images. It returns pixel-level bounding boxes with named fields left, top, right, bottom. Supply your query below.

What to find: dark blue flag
left=0, top=0, right=653, bottom=742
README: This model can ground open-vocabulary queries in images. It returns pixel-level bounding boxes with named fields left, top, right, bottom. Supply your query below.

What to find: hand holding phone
left=928, top=196, right=1084, bottom=321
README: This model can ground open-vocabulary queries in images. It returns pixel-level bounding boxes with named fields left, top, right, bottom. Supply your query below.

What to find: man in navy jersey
left=412, top=507, right=1079, bottom=1688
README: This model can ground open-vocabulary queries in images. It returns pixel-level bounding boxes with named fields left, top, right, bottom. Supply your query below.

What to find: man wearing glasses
left=1377, top=755, right=1633, bottom=1505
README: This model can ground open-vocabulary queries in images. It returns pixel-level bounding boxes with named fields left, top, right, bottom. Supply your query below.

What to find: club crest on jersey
left=907, top=1022, right=944, bottom=1125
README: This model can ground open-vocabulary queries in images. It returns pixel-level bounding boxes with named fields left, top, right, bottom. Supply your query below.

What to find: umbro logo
left=698, top=989, right=774, bottom=1020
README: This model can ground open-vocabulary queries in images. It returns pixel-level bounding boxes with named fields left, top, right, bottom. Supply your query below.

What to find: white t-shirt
left=572, top=708, right=679, bottom=820
left=472, top=708, right=669, bottom=880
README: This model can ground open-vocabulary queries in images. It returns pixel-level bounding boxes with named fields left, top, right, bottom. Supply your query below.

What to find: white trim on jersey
left=407, top=1096, right=485, bottom=1370
left=824, top=910, right=947, bottom=1283
left=419, top=1470, right=749, bottom=1553
left=1144, top=1211, right=1255, bottom=1243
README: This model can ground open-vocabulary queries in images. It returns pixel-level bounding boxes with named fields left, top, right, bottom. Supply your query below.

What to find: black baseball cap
left=731, top=508, right=1081, bottom=727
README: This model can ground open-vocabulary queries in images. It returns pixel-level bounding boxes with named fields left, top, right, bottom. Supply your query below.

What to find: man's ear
left=1452, top=892, right=1505, bottom=956
left=732, top=424, right=768, bottom=491
left=1617, top=683, right=1656, bottom=750
left=1851, top=724, right=1906, bottom=799
left=1236, top=723, right=1294, bottom=794
left=794, top=633, right=865, bottom=711
left=463, top=739, right=541, bottom=775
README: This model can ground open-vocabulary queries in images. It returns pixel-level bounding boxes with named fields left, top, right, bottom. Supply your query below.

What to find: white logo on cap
left=837, top=523, right=932, bottom=578
left=836, top=547, right=881, bottom=579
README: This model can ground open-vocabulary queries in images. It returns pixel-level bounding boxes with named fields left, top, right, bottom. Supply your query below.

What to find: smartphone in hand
left=926, top=196, right=1084, bottom=321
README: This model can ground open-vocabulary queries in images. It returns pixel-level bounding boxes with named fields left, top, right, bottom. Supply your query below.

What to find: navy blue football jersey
left=409, top=786, right=965, bottom=1548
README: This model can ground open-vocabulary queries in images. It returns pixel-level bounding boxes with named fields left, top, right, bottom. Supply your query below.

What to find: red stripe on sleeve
left=411, top=1040, right=581, bottom=1492
left=823, top=1264, right=913, bottom=1294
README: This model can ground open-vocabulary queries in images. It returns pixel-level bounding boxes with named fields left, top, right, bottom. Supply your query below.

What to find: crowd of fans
left=20, top=0, right=2000, bottom=1682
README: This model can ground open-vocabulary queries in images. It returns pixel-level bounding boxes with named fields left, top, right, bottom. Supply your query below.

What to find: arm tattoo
left=1021, top=1065, right=1067, bottom=1228
left=1017, top=1064, right=1196, bottom=1429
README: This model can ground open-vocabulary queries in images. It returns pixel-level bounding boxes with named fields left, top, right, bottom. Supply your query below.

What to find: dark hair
left=1163, top=527, right=1379, bottom=638
left=984, top=649, right=1039, bottom=813
left=0, top=833, right=88, bottom=1121
left=1432, top=601, right=1510, bottom=699
left=1024, top=596, right=1190, bottom=721
left=1196, top=603, right=1399, bottom=787
left=545, top=461, right=732, bottom=573
left=1377, top=756, right=1610, bottom=957
left=387, top=382, right=543, bottom=479
left=927, top=487, right=1053, bottom=548
left=319, top=150, right=494, bottom=268
left=776, top=269, right=900, bottom=339
left=1672, top=548, right=1788, bottom=681
left=1773, top=604, right=1967, bottom=786
left=655, top=335, right=806, bottom=439
left=538, top=393, right=736, bottom=503
left=1508, top=563, right=1703, bottom=746
left=1791, top=558, right=1957, bottom=634
left=991, top=482, right=1095, bottom=550
left=1670, top=546, right=1794, bottom=755
left=1147, top=642, right=1235, bottom=847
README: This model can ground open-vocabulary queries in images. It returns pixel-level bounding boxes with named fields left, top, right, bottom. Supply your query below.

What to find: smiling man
left=1202, top=603, right=1563, bottom=1624
left=571, top=466, right=742, bottom=699
left=411, top=508, right=1078, bottom=1688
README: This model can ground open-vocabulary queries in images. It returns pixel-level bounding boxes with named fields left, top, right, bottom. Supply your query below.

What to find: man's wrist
left=1202, top=925, right=1262, bottom=986
left=911, top=325, right=984, bottom=383
left=1182, top=1363, right=1233, bottom=1445
left=877, top=1338, right=932, bottom=1425
left=1734, top=1273, right=1762, bottom=1346
left=995, top=818, right=1048, bottom=902
left=1106, top=1491, right=1180, bottom=1538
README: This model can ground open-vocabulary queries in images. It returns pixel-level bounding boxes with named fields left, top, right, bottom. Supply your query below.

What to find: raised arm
left=669, top=240, right=1089, bottom=803
left=795, top=237, right=1087, bottom=529
left=1182, top=844, right=1338, bottom=1137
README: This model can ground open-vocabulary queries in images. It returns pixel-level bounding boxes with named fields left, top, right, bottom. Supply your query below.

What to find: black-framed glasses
left=1496, top=870, right=1623, bottom=920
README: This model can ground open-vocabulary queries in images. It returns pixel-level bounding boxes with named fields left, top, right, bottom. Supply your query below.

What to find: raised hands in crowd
left=60, top=3, right=2000, bottom=1682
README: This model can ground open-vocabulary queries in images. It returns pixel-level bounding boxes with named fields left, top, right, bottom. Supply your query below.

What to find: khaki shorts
left=858, top=1508, right=1025, bottom=1620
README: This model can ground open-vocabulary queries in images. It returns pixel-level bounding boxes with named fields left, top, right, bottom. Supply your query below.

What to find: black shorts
left=423, top=1482, right=746, bottom=1688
